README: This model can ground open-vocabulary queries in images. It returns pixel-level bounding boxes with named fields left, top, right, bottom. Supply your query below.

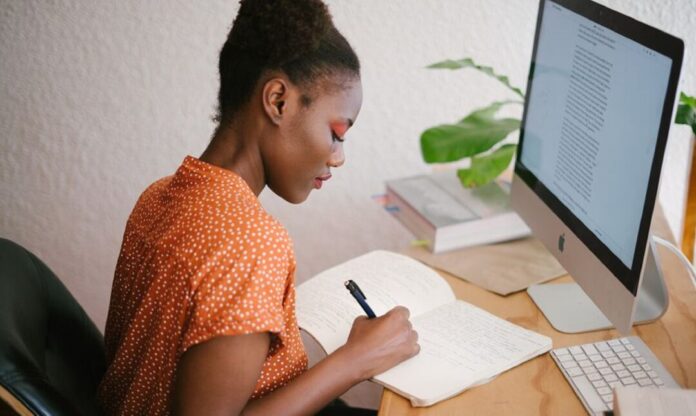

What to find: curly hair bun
left=232, top=0, right=333, bottom=65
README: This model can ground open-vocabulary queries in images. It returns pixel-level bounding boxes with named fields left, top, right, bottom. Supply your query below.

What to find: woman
left=98, top=0, right=420, bottom=415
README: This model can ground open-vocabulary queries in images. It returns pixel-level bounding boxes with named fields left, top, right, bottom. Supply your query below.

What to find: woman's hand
left=339, top=306, right=420, bottom=381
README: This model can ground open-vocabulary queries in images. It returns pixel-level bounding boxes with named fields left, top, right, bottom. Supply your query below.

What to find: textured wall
left=1, top=0, right=694, bottom=358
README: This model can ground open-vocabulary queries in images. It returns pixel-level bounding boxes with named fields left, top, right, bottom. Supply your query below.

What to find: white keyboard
left=550, top=336, right=679, bottom=415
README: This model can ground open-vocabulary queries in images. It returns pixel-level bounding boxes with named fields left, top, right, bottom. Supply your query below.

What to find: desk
left=378, top=209, right=696, bottom=415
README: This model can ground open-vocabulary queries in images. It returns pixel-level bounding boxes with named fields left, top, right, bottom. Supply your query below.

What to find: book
left=296, top=250, right=552, bottom=407
left=614, top=387, right=696, bottom=416
left=385, top=172, right=531, bottom=253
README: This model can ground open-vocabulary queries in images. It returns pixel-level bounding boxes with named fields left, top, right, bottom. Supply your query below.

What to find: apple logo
left=558, top=233, right=566, bottom=252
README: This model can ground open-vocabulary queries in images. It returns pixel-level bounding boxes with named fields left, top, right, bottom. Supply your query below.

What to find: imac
left=511, top=0, right=684, bottom=334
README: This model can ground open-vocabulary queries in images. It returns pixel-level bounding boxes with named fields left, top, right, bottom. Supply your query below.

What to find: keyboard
left=550, top=336, right=679, bottom=415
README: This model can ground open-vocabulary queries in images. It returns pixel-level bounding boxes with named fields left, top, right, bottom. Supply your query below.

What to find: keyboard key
left=555, top=348, right=569, bottom=356
left=589, top=354, right=603, bottom=362
left=596, top=342, right=610, bottom=351
left=648, top=371, right=659, bottom=378
left=575, top=353, right=588, bottom=361
left=588, top=373, right=602, bottom=381
left=622, top=358, right=636, bottom=366
left=608, top=381, right=622, bottom=389
left=583, top=366, right=598, bottom=375
left=617, top=352, right=631, bottom=359
left=602, top=394, right=613, bottom=403
left=655, top=378, right=664, bottom=386
left=592, top=380, right=607, bottom=388
left=568, top=367, right=583, bottom=377
left=642, top=364, right=652, bottom=371
left=612, top=345, right=627, bottom=353
left=608, top=340, right=621, bottom=346
left=616, top=370, right=630, bottom=378
left=611, top=364, right=626, bottom=372
left=600, top=368, right=613, bottom=375
left=626, top=344, right=635, bottom=351
left=582, top=344, right=599, bottom=355
left=638, top=378, right=653, bottom=387
left=596, top=361, right=609, bottom=369
left=627, top=365, right=641, bottom=372
left=559, top=354, right=575, bottom=362
left=606, top=357, right=619, bottom=365
left=572, top=375, right=608, bottom=412
left=602, top=351, right=616, bottom=359
left=597, top=386, right=612, bottom=395
left=631, top=351, right=641, bottom=358
left=604, top=374, right=618, bottom=382
left=562, top=360, right=578, bottom=369
left=620, top=338, right=631, bottom=345
left=579, top=360, right=593, bottom=368
left=633, top=371, right=647, bottom=379
left=569, top=346, right=583, bottom=355
left=637, top=357, right=647, bottom=364
left=621, top=377, right=636, bottom=385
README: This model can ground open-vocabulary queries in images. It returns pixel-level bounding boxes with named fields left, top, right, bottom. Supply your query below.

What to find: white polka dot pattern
left=98, top=156, right=308, bottom=415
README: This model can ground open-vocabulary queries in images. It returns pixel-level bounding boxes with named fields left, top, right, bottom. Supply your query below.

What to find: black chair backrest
left=0, top=238, right=106, bottom=416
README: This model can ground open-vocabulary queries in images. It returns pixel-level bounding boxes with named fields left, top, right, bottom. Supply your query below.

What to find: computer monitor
left=511, top=0, right=683, bottom=334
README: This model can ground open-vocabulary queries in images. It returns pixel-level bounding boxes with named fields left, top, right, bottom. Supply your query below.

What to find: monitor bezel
left=515, top=0, right=684, bottom=295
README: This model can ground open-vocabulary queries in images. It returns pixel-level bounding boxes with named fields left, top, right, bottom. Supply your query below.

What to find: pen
left=344, top=279, right=376, bottom=319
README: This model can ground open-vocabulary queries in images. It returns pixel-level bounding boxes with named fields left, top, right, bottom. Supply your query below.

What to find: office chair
left=0, top=238, right=106, bottom=416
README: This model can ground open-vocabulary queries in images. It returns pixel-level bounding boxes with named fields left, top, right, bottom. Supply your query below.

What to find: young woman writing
left=98, top=1, right=420, bottom=415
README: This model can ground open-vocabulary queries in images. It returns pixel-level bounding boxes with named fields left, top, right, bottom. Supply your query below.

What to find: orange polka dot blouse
left=98, top=156, right=308, bottom=415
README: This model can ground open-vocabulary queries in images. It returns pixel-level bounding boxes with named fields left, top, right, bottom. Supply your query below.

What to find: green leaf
left=428, top=57, right=525, bottom=98
left=459, top=100, right=521, bottom=123
left=420, top=101, right=520, bottom=163
left=680, top=91, right=696, bottom=107
left=457, top=144, right=517, bottom=187
left=675, top=92, right=696, bottom=136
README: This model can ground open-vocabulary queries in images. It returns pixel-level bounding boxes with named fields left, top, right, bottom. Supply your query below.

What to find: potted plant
left=419, top=57, right=524, bottom=188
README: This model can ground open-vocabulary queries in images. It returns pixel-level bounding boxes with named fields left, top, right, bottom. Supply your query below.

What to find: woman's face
left=264, top=76, right=363, bottom=204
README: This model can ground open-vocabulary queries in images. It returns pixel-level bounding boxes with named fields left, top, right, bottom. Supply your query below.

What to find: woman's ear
left=262, top=77, right=289, bottom=125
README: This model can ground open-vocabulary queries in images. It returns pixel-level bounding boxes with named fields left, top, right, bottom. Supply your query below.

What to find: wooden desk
left=378, top=210, right=696, bottom=415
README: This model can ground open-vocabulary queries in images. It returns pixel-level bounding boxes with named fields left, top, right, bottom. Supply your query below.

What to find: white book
left=385, top=172, right=531, bottom=253
left=296, top=250, right=552, bottom=407
left=614, top=387, right=696, bottom=416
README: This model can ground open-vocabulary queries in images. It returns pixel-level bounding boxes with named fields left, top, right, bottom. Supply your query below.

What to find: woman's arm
left=172, top=332, right=270, bottom=416
left=173, top=306, right=419, bottom=416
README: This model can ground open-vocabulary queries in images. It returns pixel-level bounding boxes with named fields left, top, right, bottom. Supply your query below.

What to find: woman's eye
left=331, top=131, right=344, bottom=143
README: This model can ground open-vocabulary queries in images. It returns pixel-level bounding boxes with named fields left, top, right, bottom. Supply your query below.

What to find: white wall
left=2, top=0, right=694, bottom=341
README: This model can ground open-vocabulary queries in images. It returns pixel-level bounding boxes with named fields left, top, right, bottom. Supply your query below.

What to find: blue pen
left=345, top=279, right=376, bottom=318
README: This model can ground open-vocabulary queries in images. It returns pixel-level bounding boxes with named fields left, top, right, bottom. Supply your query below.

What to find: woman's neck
left=200, top=118, right=266, bottom=196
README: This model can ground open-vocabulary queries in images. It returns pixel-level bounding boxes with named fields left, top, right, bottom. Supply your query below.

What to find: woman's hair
left=216, top=0, right=360, bottom=124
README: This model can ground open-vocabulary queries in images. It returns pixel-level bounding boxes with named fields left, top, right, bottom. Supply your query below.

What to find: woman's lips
left=314, top=173, right=332, bottom=189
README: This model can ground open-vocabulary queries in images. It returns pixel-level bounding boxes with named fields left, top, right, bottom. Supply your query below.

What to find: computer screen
left=522, top=1, right=672, bottom=269
left=512, top=0, right=682, bottom=334
left=516, top=0, right=678, bottom=296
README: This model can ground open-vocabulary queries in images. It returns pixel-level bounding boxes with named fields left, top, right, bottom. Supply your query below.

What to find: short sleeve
left=180, top=250, right=291, bottom=352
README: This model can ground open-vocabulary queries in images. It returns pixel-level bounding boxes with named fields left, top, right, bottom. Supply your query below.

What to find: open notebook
left=296, top=250, right=551, bottom=407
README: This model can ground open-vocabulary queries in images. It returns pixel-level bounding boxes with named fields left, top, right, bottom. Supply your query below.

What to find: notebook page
left=296, top=250, right=455, bottom=354
left=375, top=301, right=552, bottom=407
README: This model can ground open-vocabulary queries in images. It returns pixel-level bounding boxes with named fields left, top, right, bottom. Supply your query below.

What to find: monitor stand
left=527, top=236, right=669, bottom=333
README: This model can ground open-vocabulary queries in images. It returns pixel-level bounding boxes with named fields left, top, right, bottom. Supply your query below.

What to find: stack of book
left=385, top=171, right=530, bottom=253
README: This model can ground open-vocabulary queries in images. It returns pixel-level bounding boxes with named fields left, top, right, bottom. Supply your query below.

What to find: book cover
left=385, top=172, right=531, bottom=253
